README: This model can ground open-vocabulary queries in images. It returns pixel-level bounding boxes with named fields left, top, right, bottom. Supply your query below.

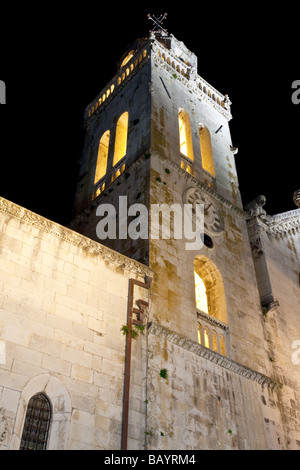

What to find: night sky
left=0, top=5, right=299, bottom=226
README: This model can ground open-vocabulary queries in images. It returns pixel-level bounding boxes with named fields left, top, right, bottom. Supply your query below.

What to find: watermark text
left=95, top=197, right=204, bottom=251
left=291, top=80, right=300, bottom=105
left=0, top=80, right=6, bottom=104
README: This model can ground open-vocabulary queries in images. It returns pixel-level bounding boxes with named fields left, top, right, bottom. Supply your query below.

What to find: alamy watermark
left=0, top=80, right=6, bottom=104
left=291, top=80, right=300, bottom=105
left=95, top=196, right=204, bottom=250
left=292, top=340, right=300, bottom=365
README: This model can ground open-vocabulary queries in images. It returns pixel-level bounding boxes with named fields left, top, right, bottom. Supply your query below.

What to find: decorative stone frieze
left=0, top=197, right=153, bottom=278
left=246, top=195, right=300, bottom=240
left=149, top=322, right=281, bottom=391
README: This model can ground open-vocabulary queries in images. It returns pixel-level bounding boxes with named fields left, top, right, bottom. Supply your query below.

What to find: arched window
left=194, top=271, right=208, bottom=313
left=199, top=123, right=215, bottom=177
left=95, top=130, right=110, bottom=184
left=113, top=111, right=129, bottom=166
left=178, top=109, right=194, bottom=161
left=194, top=256, right=228, bottom=355
left=20, top=393, right=52, bottom=450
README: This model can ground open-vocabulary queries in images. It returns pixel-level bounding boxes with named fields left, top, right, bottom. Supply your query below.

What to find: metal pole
left=121, top=277, right=152, bottom=450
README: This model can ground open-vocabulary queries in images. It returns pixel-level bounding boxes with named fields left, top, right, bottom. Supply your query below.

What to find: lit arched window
left=194, top=256, right=228, bottom=356
left=113, top=112, right=129, bottom=166
left=95, top=130, right=110, bottom=184
left=199, top=124, right=215, bottom=177
left=194, top=272, right=208, bottom=313
left=20, top=393, right=52, bottom=450
left=178, top=109, right=194, bottom=161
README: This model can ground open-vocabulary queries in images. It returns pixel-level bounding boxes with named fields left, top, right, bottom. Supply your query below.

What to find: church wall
left=144, top=324, right=287, bottom=450
left=148, top=152, right=274, bottom=376
left=0, top=199, right=151, bottom=449
left=257, top=228, right=300, bottom=447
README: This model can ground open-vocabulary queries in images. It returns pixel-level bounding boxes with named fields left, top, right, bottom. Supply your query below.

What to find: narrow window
left=20, top=393, right=52, bottom=450
left=194, top=271, right=208, bottom=313
left=178, top=109, right=194, bottom=161
left=95, top=130, right=110, bottom=184
left=113, top=112, right=129, bottom=166
left=199, top=124, right=215, bottom=176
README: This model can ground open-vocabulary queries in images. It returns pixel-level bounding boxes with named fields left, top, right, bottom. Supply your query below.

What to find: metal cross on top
left=147, top=12, right=168, bottom=35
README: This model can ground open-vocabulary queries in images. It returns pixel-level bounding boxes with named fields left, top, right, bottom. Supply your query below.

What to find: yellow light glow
left=194, top=272, right=208, bottom=313
left=178, top=109, right=194, bottom=161
left=95, top=130, right=110, bottom=183
left=120, top=51, right=135, bottom=68
left=113, top=112, right=129, bottom=166
left=199, top=124, right=215, bottom=177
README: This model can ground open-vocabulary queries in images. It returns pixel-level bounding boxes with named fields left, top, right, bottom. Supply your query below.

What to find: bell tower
left=69, top=20, right=300, bottom=450
left=70, top=20, right=252, bottom=343
left=71, top=21, right=241, bottom=261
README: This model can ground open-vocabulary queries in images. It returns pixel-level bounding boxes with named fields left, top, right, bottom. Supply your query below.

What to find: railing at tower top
left=85, top=46, right=150, bottom=123
left=152, top=40, right=232, bottom=120
left=84, top=37, right=232, bottom=124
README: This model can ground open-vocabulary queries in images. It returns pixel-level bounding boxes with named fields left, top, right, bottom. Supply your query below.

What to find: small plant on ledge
left=159, top=368, right=168, bottom=379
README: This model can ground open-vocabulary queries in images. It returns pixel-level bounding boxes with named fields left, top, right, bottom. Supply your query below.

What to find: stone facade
left=0, top=29, right=299, bottom=450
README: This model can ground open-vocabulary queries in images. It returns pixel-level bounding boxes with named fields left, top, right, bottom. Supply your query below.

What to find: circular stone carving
left=293, top=190, right=300, bottom=208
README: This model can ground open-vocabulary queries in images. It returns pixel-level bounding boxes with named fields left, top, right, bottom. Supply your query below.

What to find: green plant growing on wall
left=262, top=306, right=269, bottom=316
left=121, top=324, right=145, bottom=339
left=160, top=368, right=168, bottom=379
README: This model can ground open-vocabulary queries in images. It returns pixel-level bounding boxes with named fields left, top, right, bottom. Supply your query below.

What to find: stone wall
left=0, top=197, right=151, bottom=449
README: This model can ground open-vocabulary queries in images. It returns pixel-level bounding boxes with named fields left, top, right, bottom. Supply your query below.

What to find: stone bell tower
left=70, top=20, right=300, bottom=449
left=71, top=18, right=249, bottom=346
left=71, top=19, right=240, bottom=260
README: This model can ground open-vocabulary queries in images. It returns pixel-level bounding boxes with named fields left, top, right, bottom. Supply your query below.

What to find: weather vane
left=147, top=13, right=168, bottom=35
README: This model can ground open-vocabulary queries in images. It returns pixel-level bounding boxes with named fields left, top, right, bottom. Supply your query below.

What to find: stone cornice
left=151, top=38, right=232, bottom=121
left=247, top=209, right=300, bottom=240
left=149, top=322, right=281, bottom=391
left=0, top=197, right=153, bottom=278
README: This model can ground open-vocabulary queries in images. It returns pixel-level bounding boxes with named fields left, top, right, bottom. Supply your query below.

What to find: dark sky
left=0, top=5, right=299, bottom=226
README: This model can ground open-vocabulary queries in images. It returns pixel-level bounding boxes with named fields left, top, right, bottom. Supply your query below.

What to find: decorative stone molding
left=151, top=38, right=232, bottom=121
left=248, top=208, right=300, bottom=240
left=197, top=310, right=228, bottom=331
left=245, top=195, right=267, bottom=219
left=245, top=193, right=300, bottom=240
left=149, top=322, right=281, bottom=391
left=250, top=236, right=264, bottom=259
left=0, top=197, right=153, bottom=279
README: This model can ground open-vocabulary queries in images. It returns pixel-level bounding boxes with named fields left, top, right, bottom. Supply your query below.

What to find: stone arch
left=94, top=130, right=110, bottom=185
left=12, top=374, right=72, bottom=450
left=199, top=123, right=215, bottom=177
left=178, top=108, right=194, bottom=161
left=113, top=111, right=129, bottom=166
left=194, top=255, right=228, bottom=324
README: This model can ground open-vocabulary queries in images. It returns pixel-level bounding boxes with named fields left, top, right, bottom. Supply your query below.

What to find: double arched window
left=177, top=109, right=216, bottom=178
left=93, top=111, right=129, bottom=199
